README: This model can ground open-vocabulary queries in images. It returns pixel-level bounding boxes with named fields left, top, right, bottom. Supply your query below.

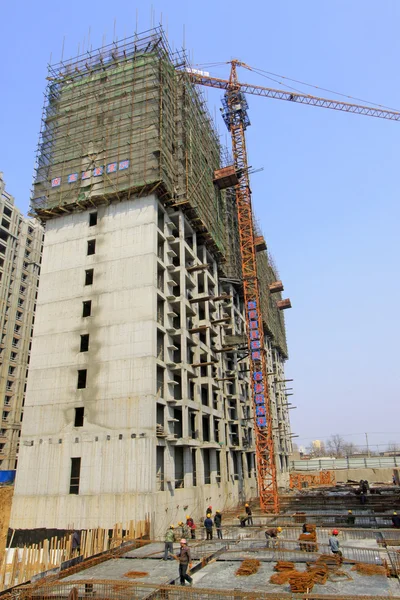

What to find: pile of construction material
left=269, top=554, right=343, bottom=587
left=314, top=553, right=343, bottom=568
left=269, top=561, right=296, bottom=584
left=235, top=559, right=260, bottom=576
left=306, top=565, right=329, bottom=584
left=299, top=524, right=318, bottom=552
left=351, top=563, right=387, bottom=577
left=288, top=571, right=315, bottom=593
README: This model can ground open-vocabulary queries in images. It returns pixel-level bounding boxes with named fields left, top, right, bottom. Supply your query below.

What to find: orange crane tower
left=189, top=61, right=400, bottom=513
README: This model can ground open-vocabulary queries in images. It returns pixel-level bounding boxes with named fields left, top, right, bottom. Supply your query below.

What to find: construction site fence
left=10, top=580, right=395, bottom=600
left=291, top=456, right=400, bottom=470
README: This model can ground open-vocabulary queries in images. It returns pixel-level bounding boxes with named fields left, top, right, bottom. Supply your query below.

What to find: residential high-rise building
left=0, top=173, right=43, bottom=471
left=10, top=29, right=292, bottom=536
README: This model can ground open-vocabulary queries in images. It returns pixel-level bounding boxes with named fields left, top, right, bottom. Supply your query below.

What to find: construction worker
left=204, top=514, right=213, bottom=540
left=245, top=503, right=253, bottom=525
left=392, top=512, right=400, bottom=528
left=265, top=527, right=282, bottom=548
left=328, top=529, right=342, bottom=557
left=178, top=521, right=191, bottom=540
left=186, top=515, right=196, bottom=539
left=206, top=505, right=212, bottom=515
left=214, top=510, right=223, bottom=539
left=175, top=539, right=193, bottom=586
left=164, top=524, right=175, bottom=560
left=71, top=530, right=81, bottom=554
left=237, top=514, right=250, bottom=528
left=346, top=510, right=355, bottom=526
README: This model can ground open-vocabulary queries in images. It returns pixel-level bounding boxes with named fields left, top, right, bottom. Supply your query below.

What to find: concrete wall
left=10, top=195, right=267, bottom=535
left=11, top=196, right=158, bottom=529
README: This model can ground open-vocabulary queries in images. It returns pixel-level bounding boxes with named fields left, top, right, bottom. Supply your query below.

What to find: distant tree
left=326, top=434, right=345, bottom=457
left=326, top=435, right=359, bottom=457
left=387, top=441, right=400, bottom=454
left=342, top=442, right=359, bottom=457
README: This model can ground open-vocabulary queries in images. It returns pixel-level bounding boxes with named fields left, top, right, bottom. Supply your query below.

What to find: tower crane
left=188, top=61, right=400, bottom=513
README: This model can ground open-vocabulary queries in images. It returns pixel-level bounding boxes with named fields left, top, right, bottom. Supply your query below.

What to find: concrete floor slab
left=62, top=557, right=178, bottom=585
left=191, top=561, right=400, bottom=596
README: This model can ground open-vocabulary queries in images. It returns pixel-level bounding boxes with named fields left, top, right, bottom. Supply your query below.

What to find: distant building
left=0, top=173, right=43, bottom=469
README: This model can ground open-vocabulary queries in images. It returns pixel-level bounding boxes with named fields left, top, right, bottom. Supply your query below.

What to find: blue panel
left=0, top=470, right=15, bottom=484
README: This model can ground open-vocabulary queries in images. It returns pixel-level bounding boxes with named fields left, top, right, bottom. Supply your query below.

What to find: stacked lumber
left=351, top=563, right=387, bottom=577
left=235, top=559, right=260, bottom=576
left=289, top=571, right=315, bottom=593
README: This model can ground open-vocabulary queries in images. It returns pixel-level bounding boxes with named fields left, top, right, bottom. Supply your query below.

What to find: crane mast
left=221, top=61, right=279, bottom=512
left=190, top=60, right=400, bottom=513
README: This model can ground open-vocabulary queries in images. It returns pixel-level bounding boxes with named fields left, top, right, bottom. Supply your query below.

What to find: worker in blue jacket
left=204, top=514, right=213, bottom=540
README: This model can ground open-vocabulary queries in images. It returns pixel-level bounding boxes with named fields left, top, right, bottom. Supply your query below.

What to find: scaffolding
left=31, top=27, right=226, bottom=256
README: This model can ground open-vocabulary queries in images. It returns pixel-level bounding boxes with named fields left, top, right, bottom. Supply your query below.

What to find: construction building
left=10, top=28, right=292, bottom=537
left=0, top=173, right=43, bottom=471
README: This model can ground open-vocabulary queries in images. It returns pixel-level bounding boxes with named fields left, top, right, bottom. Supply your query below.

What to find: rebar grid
left=9, top=580, right=396, bottom=600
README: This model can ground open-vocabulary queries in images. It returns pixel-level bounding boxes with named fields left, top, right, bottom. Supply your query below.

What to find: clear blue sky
left=1, top=1, right=399, bottom=452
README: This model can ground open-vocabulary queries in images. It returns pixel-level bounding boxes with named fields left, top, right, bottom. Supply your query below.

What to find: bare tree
left=326, top=435, right=358, bottom=457
left=326, top=434, right=345, bottom=457
left=342, top=442, right=359, bottom=457
left=387, top=441, right=400, bottom=455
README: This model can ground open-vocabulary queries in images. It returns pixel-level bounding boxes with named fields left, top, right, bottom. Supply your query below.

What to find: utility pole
left=365, top=433, right=370, bottom=457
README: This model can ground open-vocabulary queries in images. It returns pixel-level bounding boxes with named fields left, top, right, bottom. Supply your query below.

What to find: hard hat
left=206, top=513, right=211, bottom=517
left=178, top=521, right=183, bottom=526
left=394, top=512, right=398, bottom=515
left=170, top=524, right=175, bottom=529
left=245, top=503, right=249, bottom=507
left=237, top=515, right=240, bottom=518
left=348, top=510, right=352, bottom=514
left=186, top=515, right=190, bottom=519
left=180, top=539, right=187, bottom=544
left=277, top=527, right=282, bottom=532
left=216, top=510, right=220, bottom=513
left=332, top=529, right=339, bottom=535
